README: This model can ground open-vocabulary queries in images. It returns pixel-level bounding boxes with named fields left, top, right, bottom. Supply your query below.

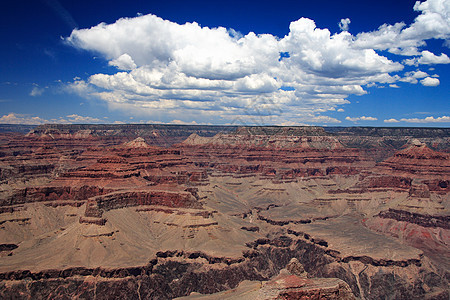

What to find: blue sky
left=1, top=0, right=449, bottom=126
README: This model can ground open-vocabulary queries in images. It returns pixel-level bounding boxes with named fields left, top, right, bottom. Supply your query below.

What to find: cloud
left=109, top=53, right=137, bottom=70
left=384, top=116, right=450, bottom=123
left=280, top=18, right=402, bottom=79
left=420, top=77, right=440, bottom=86
left=409, top=70, right=428, bottom=78
left=400, top=116, right=450, bottom=123
left=309, top=116, right=341, bottom=123
left=0, top=113, right=49, bottom=125
left=169, top=120, right=201, bottom=125
left=400, top=70, right=429, bottom=84
left=279, top=120, right=309, bottom=126
left=384, top=118, right=400, bottom=123
left=30, top=86, right=44, bottom=96
left=418, top=51, right=450, bottom=64
left=0, top=113, right=105, bottom=125
left=64, top=15, right=399, bottom=124
left=346, top=116, right=378, bottom=122
left=353, top=0, right=450, bottom=55
left=65, top=79, right=94, bottom=96
left=404, top=50, right=450, bottom=66
left=66, top=114, right=102, bottom=123
left=339, top=18, right=351, bottom=31
left=63, top=0, right=448, bottom=125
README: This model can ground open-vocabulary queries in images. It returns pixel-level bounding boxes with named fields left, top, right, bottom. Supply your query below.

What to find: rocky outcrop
left=356, top=175, right=412, bottom=190
left=27, top=124, right=238, bottom=147
left=257, top=273, right=356, bottom=300
left=0, top=244, right=18, bottom=252
left=378, top=209, right=450, bottom=230
left=423, top=179, right=449, bottom=193
left=377, top=141, right=450, bottom=178
left=121, top=137, right=152, bottom=149
left=78, top=217, right=107, bottom=226
left=363, top=216, right=450, bottom=262
left=3, top=186, right=108, bottom=206
left=182, top=132, right=342, bottom=149
left=0, top=236, right=447, bottom=299
left=95, top=190, right=201, bottom=211
left=324, top=127, right=450, bottom=139
left=0, top=125, right=449, bottom=299
left=178, top=133, right=374, bottom=179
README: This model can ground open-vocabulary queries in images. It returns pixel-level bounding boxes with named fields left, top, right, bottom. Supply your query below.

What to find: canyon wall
left=0, top=124, right=448, bottom=299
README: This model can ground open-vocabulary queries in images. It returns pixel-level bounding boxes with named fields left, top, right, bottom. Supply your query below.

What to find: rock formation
left=0, top=125, right=448, bottom=299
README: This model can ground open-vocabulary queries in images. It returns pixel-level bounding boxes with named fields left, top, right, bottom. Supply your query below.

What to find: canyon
left=0, top=124, right=448, bottom=299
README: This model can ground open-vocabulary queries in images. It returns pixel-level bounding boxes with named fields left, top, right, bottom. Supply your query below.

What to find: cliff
left=0, top=125, right=448, bottom=299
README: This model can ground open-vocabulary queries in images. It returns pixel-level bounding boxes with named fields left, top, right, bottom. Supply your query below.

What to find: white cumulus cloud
left=384, top=118, right=400, bottom=123
left=109, top=53, right=137, bottom=70
left=0, top=113, right=49, bottom=125
left=346, top=116, right=378, bottom=122
left=385, top=116, right=450, bottom=123
left=63, top=0, right=449, bottom=125
left=418, top=51, right=450, bottom=64
left=354, top=0, right=450, bottom=55
left=339, top=18, right=351, bottom=31
left=66, top=114, right=102, bottom=123
left=169, top=120, right=200, bottom=125
left=420, top=77, right=440, bottom=86
left=0, top=113, right=105, bottom=125
left=310, top=115, right=341, bottom=123
left=400, top=70, right=429, bottom=84
left=401, top=116, right=450, bottom=123
left=404, top=50, right=450, bottom=66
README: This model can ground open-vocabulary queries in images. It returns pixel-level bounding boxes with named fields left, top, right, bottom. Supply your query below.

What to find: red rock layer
left=377, top=142, right=450, bottom=179
left=94, top=190, right=201, bottom=211
left=331, top=142, right=449, bottom=196
left=260, top=273, right=356, bottom=299
left=177, top=133, right=374, bottom=179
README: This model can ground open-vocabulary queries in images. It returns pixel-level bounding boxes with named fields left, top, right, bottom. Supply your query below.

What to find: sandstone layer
left=0, top=125, right=448, bottom=299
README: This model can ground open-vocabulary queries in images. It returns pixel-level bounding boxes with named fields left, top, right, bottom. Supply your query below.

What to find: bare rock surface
left=0, top=125, right=448, bottom=299
left=176, top=275, right=355, bottom=299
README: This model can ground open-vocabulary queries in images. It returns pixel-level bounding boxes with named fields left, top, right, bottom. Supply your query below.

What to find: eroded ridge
left=0, top=125, right=448, bottom=299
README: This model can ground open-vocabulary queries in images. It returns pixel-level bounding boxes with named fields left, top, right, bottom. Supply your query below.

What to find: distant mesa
left=181, top=132, right=343, bottom=149
left=234, top=126, right=330, bottom=136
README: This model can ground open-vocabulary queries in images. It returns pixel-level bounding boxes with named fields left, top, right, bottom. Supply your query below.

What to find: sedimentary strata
left=0, top=125, right=448, bottom=299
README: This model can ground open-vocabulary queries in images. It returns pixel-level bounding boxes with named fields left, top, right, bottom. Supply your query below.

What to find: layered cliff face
left=178, top=132, right=374, bottom=181
left=331, top=140, right=450, bottom=268
left=325, top=127, right=450, bottom=162
left=376, top=140, right=450, bottom=179
left=27, top=124, right=238, bottom=147
left=0, top=125, right=449, bottom=299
